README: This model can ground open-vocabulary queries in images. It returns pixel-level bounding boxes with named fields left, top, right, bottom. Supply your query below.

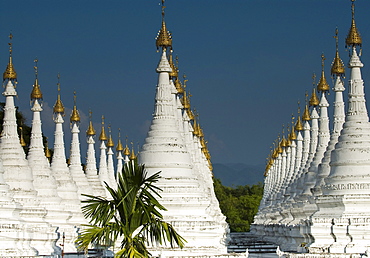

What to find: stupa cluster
left=0, top=1, right=233, bottom=257
left=252, top=1, right=370, bottom=257
left=0, top=37, right=137, bottom=256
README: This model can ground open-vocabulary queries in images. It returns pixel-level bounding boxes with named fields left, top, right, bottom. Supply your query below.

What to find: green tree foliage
left=213, top=178, right=263, bottom=232
left=76, top=160, right=186, bottom=257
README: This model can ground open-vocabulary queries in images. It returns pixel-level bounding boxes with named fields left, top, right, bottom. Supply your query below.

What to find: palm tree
left=76, top=160, right=186, bottom=257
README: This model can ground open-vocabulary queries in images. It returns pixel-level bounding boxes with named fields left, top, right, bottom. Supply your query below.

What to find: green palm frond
left=76, top=159, right=186, bottom=256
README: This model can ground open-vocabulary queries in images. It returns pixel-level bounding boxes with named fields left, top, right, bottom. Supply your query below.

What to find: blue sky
left=1, top=1, right=370, bottom=170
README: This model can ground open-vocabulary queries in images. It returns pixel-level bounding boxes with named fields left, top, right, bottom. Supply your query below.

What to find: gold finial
left=3, top=33, right=17, bottom=81
left=183, top=92, right=190, bottom=109
left=295, top=102, right=304, bottom=131
left=86, top=110, right=96, bottom=136
left=317, top=54, right=329, bottom=92
left=331, top=28, right=345, bottom=76
left=116, top=129, right=124, bottom=151
left=193, top=112, right=201, bottom=136
left=19, top=126, right=27, bottom=147
left=123, top=136, right=130, bottom=156
left=129, top=142, right=136, bottom=160
left=346, top=0, right=362, bottom=47
left=174, top=57, right=184, bottom=94
left=302, top=92, right=311, bottom=121
left=99, top=116, right=108, bottom=141
left=168, top=50, right=178, bottom=78
left=302, top=104, right=311, bottom=121
left=45, top=138, right=52, bottom=160
left=280, top=125, right=288, bottom=147
left=277, top=137, right=283, bottom=154
left=289, top=115, right=297, bottom=140
left=155, top=0, right=172, bottom=50
left=309, top=74, right=319, bottom=106
left=198, top=124, right=204, bottom=138
left=30, top=58, right=43, bottom=101
left=107, top=125, right=114, bottom=147
left=53, top=74, right=65, bottom=114
left=286, top=127, right=292, bottom=147
left=187, top=108, right=195, bottom=121
left=70, top=91, right=81, bottom=122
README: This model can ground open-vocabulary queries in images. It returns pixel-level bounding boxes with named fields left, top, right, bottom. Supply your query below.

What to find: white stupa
left=139, top=3, right=230, bottom=257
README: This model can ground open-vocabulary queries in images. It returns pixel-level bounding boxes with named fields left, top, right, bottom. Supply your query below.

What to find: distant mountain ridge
left=212, top=163, right=265, bottom=187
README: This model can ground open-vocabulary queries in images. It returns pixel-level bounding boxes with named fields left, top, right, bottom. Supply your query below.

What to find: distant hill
left=213, top=163, right=265, bottom=187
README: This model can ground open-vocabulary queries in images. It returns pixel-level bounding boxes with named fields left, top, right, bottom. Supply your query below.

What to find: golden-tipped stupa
left=309, top=88, right=319, bottom=107
left=124, top=145, right=130, bottom=156
left=289, top=126, right=297, bottom=141
left=116, top=139, right=123, bottom=152
left=168, top=51, right=178, bottom=78
left=70, top=92, right=80, bottom=123
left=295, top=116, right=303, bottom=131
left=331, top=28, right=345, bottom=76
left=30, top=59, right=43, bottom=100
left=317, top=54, right=330, bottom=92
left=129, top=145, right=136, bottom=160
left=3, top=34, right=17, bottom=81
left=99, top=116, right=108, bottom=141
left=346, top=0, right=362, bottom=47
left=86, top=111, right=96, bottom=136
left=107, top=134, right=114, bottom=148
left=116, top=130, right=124, bottom=152
left=302, top=104, right=311, bottom=121
left=53, top=74, right=65, bottom=114
left=155, top=0, right=172, bottom=50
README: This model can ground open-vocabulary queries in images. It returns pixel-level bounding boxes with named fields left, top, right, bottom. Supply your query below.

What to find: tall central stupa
left=138, top=1, right=230, bottom=257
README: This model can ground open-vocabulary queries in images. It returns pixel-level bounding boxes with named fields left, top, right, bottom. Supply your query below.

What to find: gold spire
left=45, top=138, right=52, bottom=160
left=309, top=74, right=319, bottom=107
left=99, top=116, right=108, bottom=141
left=107, top=126, right=114, bottom=148
left=286, top=128, right=292, bottom=147
left=182, top=91, right=190, bottom=109
left=70, top=91, right=80, bottom=122
left=129, top=143, right=136, bottom=160
left=175, top=78, right=184, bottom=94
left=19, top=126, right=26, bottom=147
left=174, top=58, right=184, bottom=94
left=331, top=28, right=345, bottom=76
left=53, top=74, right=65, bottom=114
left=280, top=136, right=287, bottom=148
left=280, top=126, right=288, bottom=147
left=193, top=116, right=200, bottom=136
left=30, top=59, right=43, bottom=100
left=181, top=76, right=191, bottom=107
left=86, top=110, right=96, bottom=136
left=198, top=126, right=204, bottom=138
left=309, top=89, right=319, bottom=107
left=289, top=115, right=297, bottom=140
left=168, top=50, right=178, bottom=78
left=346, top=0, right=362, bottom=47
left=277, top=138, right=283, bottom=154
left=302, top=92, right=311, bottom=121
left=272, top=148, right=278, bottom=159
left=317, top=54, right=330, bottom=92
left=295, top=102, right=304, bottom=131
left=3, top=33, right=17, bottom=81
left=124, top=137, right=130, bottom=156
left=116, top=129, right=124, bottom=152
left=302, top=104, right=311, bottom=121
left=155, top=0, right=172, bottom=50
left=289, top=125, right=297, bottom=141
